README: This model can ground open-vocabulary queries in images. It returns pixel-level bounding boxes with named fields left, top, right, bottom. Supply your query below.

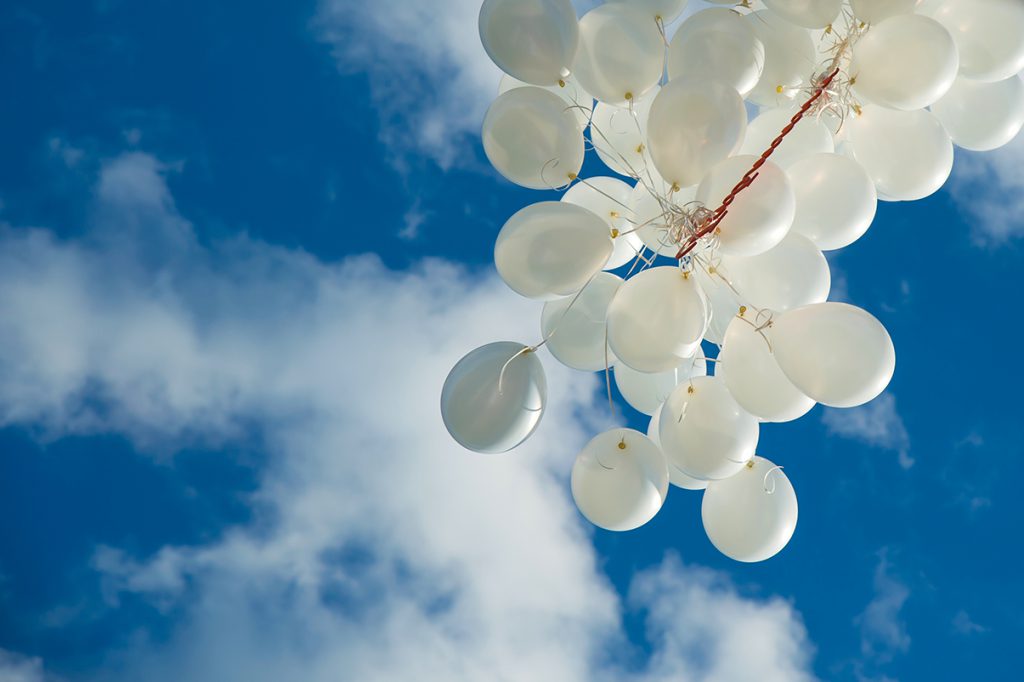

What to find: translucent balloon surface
left=573, top=4, right=665, bottom=105
left=739, top=107, right=834, bottom=169
left=658, top=376, right=759, bottom=481
left=931, top=0, right=1024, bottom=83
left=763, top=0, right=841, bottom=29
left=719, top=232, right=830, bottom=313
left=494, top=202, right=612, bottom=299
left=607, top=267, right=708, bottom=373
left=647, top=407, right=709, bottom=491
left=770, top=302, right=896, bottom=408
left=745, top=10, right=815, bottom=107
left=441, top=342, right=547, bottom=453
left=479, top=0, right=578, bottom=86
left=788, top=153, right=877, bottom=251
left=482, top=87, right=585, bottom=190
left=628, top=180, right=696, bottom=257
left=541, top=272, right=622, bottom=371
left=614, top=351, right=707, bottom=416
left=562, top=177, right=642, bottom=269
left=571, top=428, right=669, bottom=531
left=497, top=74, right=593, bottom=130
left=667, top=9, right=765, bottom=96
left=590, top=89, right=656, bottom=177
left=850, top=0, right=921, bottom=24
left=693, top=265, right=741, bottom=345
left=647, top=78, right=747, bottom=189
left=931, top=76, right=1024, bottom=152
left=702, top=457, right=798, bottom=562
left=609, top=0, right=688, bottom=23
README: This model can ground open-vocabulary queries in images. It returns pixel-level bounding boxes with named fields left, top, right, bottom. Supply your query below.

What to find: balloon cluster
left=442, top=0, right=1024, bottom=562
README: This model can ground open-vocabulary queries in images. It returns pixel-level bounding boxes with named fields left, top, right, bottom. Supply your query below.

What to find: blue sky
left=0, top=1, right=1021, bottom=680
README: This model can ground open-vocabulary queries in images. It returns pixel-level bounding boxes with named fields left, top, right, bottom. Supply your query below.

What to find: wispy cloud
left=951, top=610, right=987, bottom=636
left=947, top=132, right=1024, bottom=245
left=0, top=649, right=45, bottom=682
left=822, top=393, right=913, bottom=469
left=855, top=551, right=910, bottom=664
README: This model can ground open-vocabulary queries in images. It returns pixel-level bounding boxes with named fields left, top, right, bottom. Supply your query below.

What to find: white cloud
left=951, top=610, right=987, bottom=636
left=821, top=393, right=912, bottom=469
left=946, top=130, right=1024, bottom=245
left=855, top=552, right=910, bottom=665
left=0, top=151, right=819, bottom=681
left=0, top=650, right=45, bottom=682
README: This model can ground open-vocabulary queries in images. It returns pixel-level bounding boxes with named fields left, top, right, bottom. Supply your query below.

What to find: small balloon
left=573, top=3, right=665, bottom=105
left=787, top=153, right=878, bottom=251
left=479, top=0, right=579, bottom=86
left=931, top=0, right=1024, bottom=83
left=667, top=9, right=765, bottom=96
left=541, top=272, right=622, bottom=371
left=931, top=75, right=1024, bottom=152
left=441, top=342, right=547, bottom=453
left=614, top=351, right=707, bottom=416
left=739, top=107, right=834, bottom=170
left=718, top=231, right=831, bottom=313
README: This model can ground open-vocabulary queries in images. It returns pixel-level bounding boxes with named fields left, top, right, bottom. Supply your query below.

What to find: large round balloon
left=482, top=87, right=585, bottom=190
left=667, top=9, right=765, bottom=96
left=696, top=155, right=795, bottom=256
left=930, top=0, right=1024, bottom=83
left=787, top=153, right=877, bottom=251
left=609, top=0, right=688, bottom=23
left=497, top=74, right=593, bottom=130
left=589, top=89, right=657, bottom=178
left=573, top=3, right=665, bottom=105
left=845, top=106, right=953, bottom=202
left=693, top=263, right=741, bottom=345
left=719, top=314, right=815, bottom=423
left=571, top=428, right=669, bottom=531
left=614, top=351, right=707, bottom=416
left=851, top=14, right=958, bottom=111
left=745, top=10, right=816, bottom=107
left=479, top=0, right=578, bottom=86
left=850, top=0, right=921, bottom=24
left=541, top=272, right=622, bottom=371
left=561, top=177, right=643, bottom=269
left=606, top=266, right=708, bottom=372
left=769, top=302, right=896, bottom=408
left=763, top=0, right=841, bottom=29
left=718, top=232, right=831, bottom=313
left=702, top=456, right=798, bottom=562
left=441, top=342, right=547, bottom=453
left=647, top=78, right=747, bottom=189
left=494, top=202, right=613, bottom=299
left=931, top=76, right=1024, bottom=152
left=739, top=107, right=834, bottom=170
left=658, top=376, right=759, bottom=481
left=647, top=407, right=709, bottom=491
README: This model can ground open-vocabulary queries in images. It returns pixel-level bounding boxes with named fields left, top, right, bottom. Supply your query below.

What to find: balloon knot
left=624, top=92, right=633, bottom=101
left=558, top=79, right=566, bottom=88
left=610, top=227, right=620, bottom=238
left=746, top=460, right=755, bottom=469
left=617, top=440, right=627, bottom=450
left=567, top=172, right=578, bottom=181
left=739, top=305, right=747, bottom=317
left=776, top=85, right=785, bottom=94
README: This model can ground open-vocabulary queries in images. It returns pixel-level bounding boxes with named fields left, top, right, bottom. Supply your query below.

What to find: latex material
left=497, top=74, right=592, bottom=130
left=763, top=0, right=842, bottom=29
left=931, top=76, right=1024, bottom=152
left=931, top=0, right=1024, bottom=83
left=719, top=231, right=831, bottom=313
left=739, top=107, right=835, bottom=170
left=609, top=0, right=688, bottom=23
left=628, top=180, right=696, bottom=257
left=573, top=4, right=665, bottom=105
left=479, top=0, right=579, bottom=86
left=787, top=153, right=878, bottom=251
left=590, top=89, right=656, bottom=177
left=667, top=9, right=765, bottom=96
left=647, top=407, right=709, bottom=491
left=614, top=351, right=707, bottom=416
left=693, top=265, right=741, bottom=345
left=541, top=273, right=622, bottom=371
left=562, top=177, right=642, bottom=269
left=745, top=10, right=815, bottom=107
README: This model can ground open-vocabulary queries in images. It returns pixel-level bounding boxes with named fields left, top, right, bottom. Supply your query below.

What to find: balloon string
left=674, top=66, right=842, bottom=260
left=763, top=465, right=785, bottom=495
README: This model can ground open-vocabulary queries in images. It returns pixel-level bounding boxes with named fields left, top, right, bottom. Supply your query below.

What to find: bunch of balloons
left=442, top=0, right=1024, bottom=562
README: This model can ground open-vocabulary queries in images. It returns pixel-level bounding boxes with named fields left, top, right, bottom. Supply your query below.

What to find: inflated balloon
left=850, top=0, right=921, bottom=24
left=494, top=202, right=612, bottom=299
left=589, top=89, right=657, bottom=178
left=718, top=232, right=831, bottom=313
left=930, top=0, right=1024, bottom=83
left=609, top=0, right=688, bottom=23
left=769, top=302, right=896, bottom=408
left=745, top=9, right=816, bottom=107
left=787, top=153, right=878, bottom=251
left=693, top=264, right=741, bottom=346
left=659, top=376, right=759, bottom=481
left=607, top=267, right=707, bottom=373
left=562, top=177, right=642, bottom=269
left=482, top=87, right=585, bottom=190
left=479, top=0, right=578, bottom=86
left=719, top=314, right=815, bottom=423
left=573, top=3, right=665, bottom=105
left=648, top=408, right=710, bottom=491
left=851, top=14, right=958, bottom=111
left=614, top=351, right=707, bottom=416
left=441, top=342, right=546, bottom=453
left=646, top=78, right=747, bottom=189
left=497, top=74, right=593, bottom=130
left=696, top=155, right=795, bottom=257
left=541, top=273, right=622, bottom=372
left=667, top=9, right=766, bottom=96
left=845, top=105, right=953, bottom=202
left=739, top=107, right=834, bottom=170
left=763, top=0, right=841, bottom=29
left=931, top=76, right=1024, bottom=152
left=702, top=457, right=798, bottom=562
left=628, top=180, right=695, bottom=257
left=571, top=428, right=669, bottom=531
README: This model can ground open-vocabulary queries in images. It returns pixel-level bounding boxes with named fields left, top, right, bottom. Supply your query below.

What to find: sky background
left=0, top=1, right=1021, bottom=680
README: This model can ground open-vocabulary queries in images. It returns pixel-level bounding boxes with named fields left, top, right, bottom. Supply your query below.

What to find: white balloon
left=769, top=302, right=896, bottom=408
left=482, top=87, right=585, bottom=190
left=628, top=180, right=696, bottom=257
left=763, top=0, right=842, bottom=29
left=693, top=264, right=741, bottom=345
left=571, top=428, right=669, bottom=531
left=609, top=0, right=689, bottom=23
left=607, top=266, right=708, bottom=373
left=787, top=153, right=878, bottom=251
left=589, top=88, right=657, bottom=177
left=718, top=232, right=830, bottom=313
left=739, top=107, right=835, bottom=169
left=745, top=10, right=816, bottom=107
left=441, top=342, right=546, bottom=453
left=696, top=155, right=795, bottom=256
left=667, top=9, right=766, bottom=96
left=659, top=376, right=759, bottom=480
left=846, top=105, right=953, bottom=201
left=931, top=75, right=1024, bottom=152
left=562, top=177, right=643, bottom=269
left=541, top=273, right=622, bottom=371
left=614, top=351, right=707, bottom=416
left=850, top=0, right=921, bottom=24
left=719, top=314, right=815, bottom=422
left=494, top=202, right=613, bottom=299
left=851, top=14, right=958, bottom=111
left=479, top=0, right=579, bottom=86
left=702, top=456, right=798, bottom=562
left=647, top=78, right=747, bottom=189
left=649, top=408, right=710, bottom=491
left=573, top=3, right=665, bottom=105
left=931, top=0, right=1024, bottom=83
left=497, top=74, right=593, bottom=130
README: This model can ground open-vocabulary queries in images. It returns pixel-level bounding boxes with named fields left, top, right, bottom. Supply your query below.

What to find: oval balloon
left=562, top=177, right=643, bottom=269
left=494, top=202, right=613, bottom=299
left=658, top=375, right=759, bottom=480
left=479, top=0, right=578, bottom=86
left=718, top=232, right=831, bottom=313
left=441, top=342, right=547, bottom=453
left=541, top=272, right=622, bottom=371
left=589, top=89, right=657, bottom=177
left=693, top=263, right=742, bottom=345
left=647, top=406, right=709, bottom=491
left=931, top=0, right=1024, bottom=83
left=571, top=428, right=669, bottom=531
left=745, top=10, right=815, bottom=107
left=607, top=267, right=708, bottom=372
left=850, top=0, right=921, bottom=24
left=763, top=0, right=842, bottom=29
left=739, top=107, right=835, bottom=169
left=931, top=75, right=1024, bottom=152
left=573, top=3, right=665, bottom=105
left=482, top=87, right=585, bottom=190
left=667, top=9, right=765, bottom=96
left=609, top=0, right=689, bottom=23
left=497, top=74, right=593, bottom=130
left=614, top=351, right=707, bottom=416
left=769, top=302, right=896, bottom=408
left=787, top=153, right=877, bottom=251
left=702, top=456, right=798, bottom=562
